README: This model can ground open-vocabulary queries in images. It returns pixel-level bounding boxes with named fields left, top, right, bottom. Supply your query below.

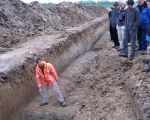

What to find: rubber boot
left=60, top=101, right=66, bottom=107
left=40, top=102, right=48, bottom=106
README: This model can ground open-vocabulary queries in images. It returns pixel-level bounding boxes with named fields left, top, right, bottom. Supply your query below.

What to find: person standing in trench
left=35, top=58, right=66, bottom=107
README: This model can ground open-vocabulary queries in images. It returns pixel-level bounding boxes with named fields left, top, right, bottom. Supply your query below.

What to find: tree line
left=40, top=1, right=114, bottom=8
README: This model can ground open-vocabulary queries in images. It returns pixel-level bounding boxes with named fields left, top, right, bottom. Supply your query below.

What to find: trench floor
left=23, top=32, right=136, bottom=120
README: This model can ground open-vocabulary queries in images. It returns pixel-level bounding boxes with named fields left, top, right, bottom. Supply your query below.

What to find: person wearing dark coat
left=109, top=2, right=120, bottom=49
left=108, top=8, right=114, bottom=42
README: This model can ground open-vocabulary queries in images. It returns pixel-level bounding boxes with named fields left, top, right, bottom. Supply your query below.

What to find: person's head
left=119, top=1, right=126, bottom=9
left=36, top=58, right=41, bottom=64
left=36, top=57, right=46, bottom=64
left=113, top=2, right=120, bottom=9
left=138, top=0, right=145, bottom=5
left=147, top=0, right=150, bottom=8
left=36, top=58, right=46, bottom=70
left=39, top=61, right=44, bottom=69
left=39, top=61, right=47, bottom=70
left=127, top=0, right=134, bottom=9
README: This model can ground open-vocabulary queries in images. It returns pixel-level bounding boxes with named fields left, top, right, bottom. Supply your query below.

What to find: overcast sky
left=21, top=0, right=105, bottom=4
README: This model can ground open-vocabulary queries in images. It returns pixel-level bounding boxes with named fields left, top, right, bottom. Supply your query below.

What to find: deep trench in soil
left=23, top=32, right=136, bottom=120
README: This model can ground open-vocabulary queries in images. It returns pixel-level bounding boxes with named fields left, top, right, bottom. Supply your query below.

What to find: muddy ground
left=23, top=32, right=141, bottom=120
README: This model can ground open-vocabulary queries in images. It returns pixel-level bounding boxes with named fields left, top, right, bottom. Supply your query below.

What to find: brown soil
left=0, top=0, right=107, bottom=52
left=1, top=1, right=150, bottom=119
left=0, top=15, right=107, bottom=120
left=23, top=32, right=137, bottom=120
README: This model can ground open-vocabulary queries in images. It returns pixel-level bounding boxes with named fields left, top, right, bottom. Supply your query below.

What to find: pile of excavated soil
left=0, top=0, right=107, bottom=52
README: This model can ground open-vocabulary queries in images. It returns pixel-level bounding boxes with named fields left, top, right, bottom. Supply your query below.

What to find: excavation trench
left=22, top=32, right=137, bottom=120
left=1, top=15, right=148, bottom=120
left=0, top=16, right=108, bottom=120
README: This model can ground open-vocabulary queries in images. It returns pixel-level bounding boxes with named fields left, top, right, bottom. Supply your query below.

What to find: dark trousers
left=109, top=24, right=113, bottom=41
left=111, top=27, right=120, bottom=46
left=121, top=29, right=137, bottom=57
left=137, top=28, right=147, bottom=51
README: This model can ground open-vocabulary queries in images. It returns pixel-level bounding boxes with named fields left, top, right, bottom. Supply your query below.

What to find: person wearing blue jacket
left=142, top=0, right=150, bottom=72
left=146, top=1, right=150, bottom=41
left=137, top=0, right=150, bottom=54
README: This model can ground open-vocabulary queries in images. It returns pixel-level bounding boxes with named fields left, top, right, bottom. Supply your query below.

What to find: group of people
left=109, top=0, right=150, bottom=71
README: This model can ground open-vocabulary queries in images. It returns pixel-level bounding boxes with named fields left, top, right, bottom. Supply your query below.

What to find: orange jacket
left=35, top=61, right=58, bottom=89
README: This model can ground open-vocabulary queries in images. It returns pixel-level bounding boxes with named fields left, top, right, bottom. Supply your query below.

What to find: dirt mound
left=49, top=2, right=107, bottom=28
left=0, top=0, right=107, bottom=51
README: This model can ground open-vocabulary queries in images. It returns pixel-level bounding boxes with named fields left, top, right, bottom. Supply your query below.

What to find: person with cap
left=109, top=2, right=120, bottom=49
left=116, top=1, right=126, bottom=51
left=35, top=58, right=66, bottom=107
left=119, top=0, right=140, bottom=60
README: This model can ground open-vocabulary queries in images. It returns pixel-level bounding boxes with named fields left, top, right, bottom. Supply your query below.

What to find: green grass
left=40, top=3, right=56, bottom=8
left=78, top=1, right=114, bottom=7
left=39, top=1, right=114, bottom=8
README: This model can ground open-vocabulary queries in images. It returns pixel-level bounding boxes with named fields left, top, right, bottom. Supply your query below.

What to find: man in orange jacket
left=35, top=59, right=66, bottom=107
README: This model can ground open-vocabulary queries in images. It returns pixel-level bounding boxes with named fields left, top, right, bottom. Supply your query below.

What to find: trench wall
left=0, top=16, right=108, bottom=120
